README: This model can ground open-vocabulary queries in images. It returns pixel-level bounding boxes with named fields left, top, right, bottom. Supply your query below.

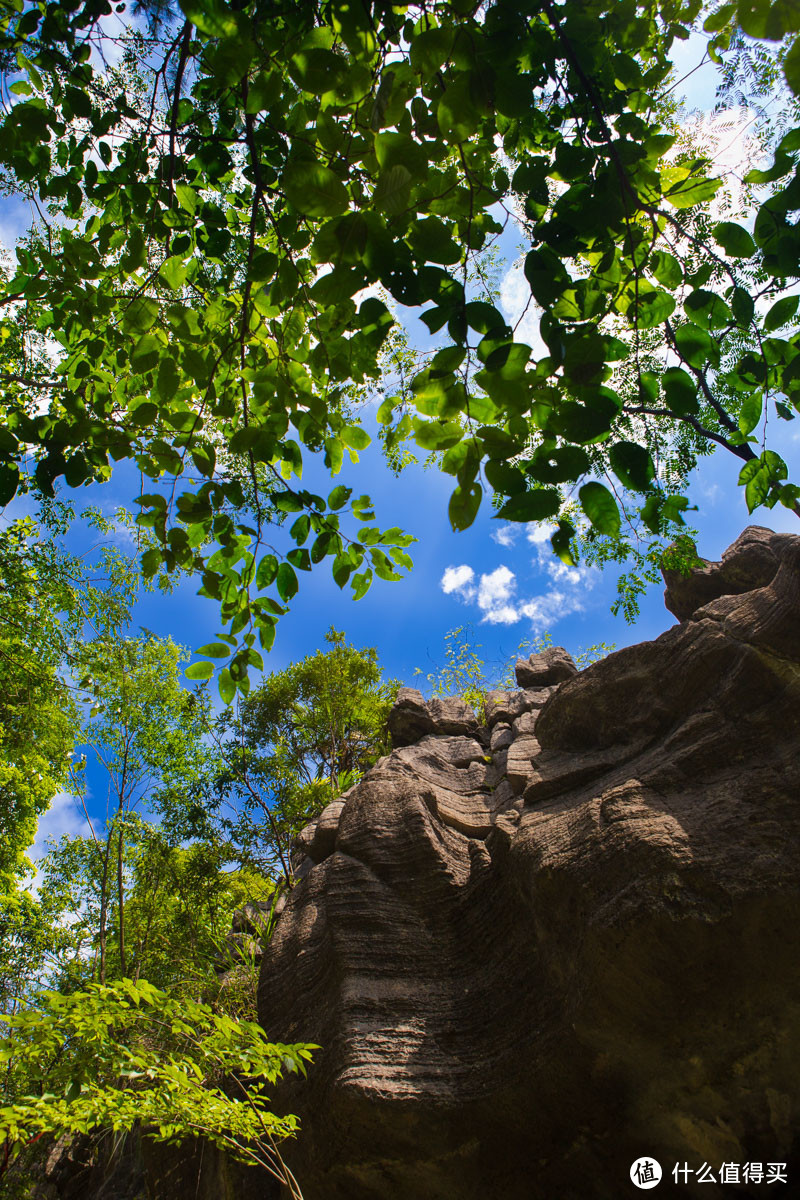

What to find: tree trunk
left=117, top=820, right=126, bottom=978
left=98, top=839, right=110, bottom=985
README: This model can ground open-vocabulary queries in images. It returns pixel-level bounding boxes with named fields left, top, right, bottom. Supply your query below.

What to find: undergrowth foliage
left=0, top=979, right=314, bottom=1198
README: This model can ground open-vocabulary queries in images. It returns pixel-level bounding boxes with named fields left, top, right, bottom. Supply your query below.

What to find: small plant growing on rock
left=418, top=626, right=617, bottom=717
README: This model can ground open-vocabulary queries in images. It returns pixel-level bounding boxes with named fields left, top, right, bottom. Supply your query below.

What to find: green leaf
left=741, top=463, right=770, bottom=511
left=373, top=165, right=412, bottom=215
left=283, top=162, right=349, bottom=218
left=738, top=392, right=763, bottom=434
left=245, top=70, right=282, bottom=114
left=673, top=322, right=716, bottom=368
left=310, top=531, right=334, bottom=563
left=290, top=514, right=311, bottom=544
left=141, top=548, right=162, bottom=577
left=495, top=488, right=561, bottom=522
left=764, top=294, right=799, bottom=331
left=524, top=248, right=570, bottom=307
left=437, top=75, right=482, bottom=142
left=713, top=221, right=756, bottom=258
left=159, top=255, right=187, bottom=291
left=550, top=519, right=577, bottom=566
left=180, top=0, right=240, bottom=37
left=376, top=398, right=395, bottom=425
left=662, top=367, right=698, bottom=415
left=665, top=170, right=721, bottom=209
left=331, top=553, right=353, bottom=587
left=325, top=437, right=344, bottom=474
left=351, top=568, right=373, bottom=600
left=218, top=667, right=236, bottom=705
left=185, top=661, right=214, bottom=680
left=409, top=217, right=461, bottom=265
left=683, top=289, right=731, bottom=330
left=340, top=425, right=370, bottom=451
left=191, top=445, right=216, bottom=478
left=649, top=250, right=682, bottom=288
left=732, top=287, right=755, bottom=327
left=704, top=3, right=736, bottom=32
left=409, top=26, right=455, bottom=76
left=287, top=547, right=311, bottom=571
left=579, top=481, right=621, bottom=536
left=174, top=183, right=197, bottom=215
left=413, top=418, right=463, bottom=451
left=738, top=0, right=800, bottom=39
left=256, top=554, right=278, bottom=589
left=786, top=33, right=800, bottom=95
left=196, top=642, right=232, bottom=659
left=272, top=491, right=304, bottom=513
left=374, top=132, right=429, bottom=180
left=464, top=301, right=506, bottom=334
left=429, top=346, right=467, bottom=373
left=276, top=562, right=298, bottom=601
left=289, top=47, right=346, bottom=94
left=0, top=465, right=20, bottom=505
left=311, top=214, right=369, bottom=265
left=448, top=482, right=482, bottom=530
left=121, top=297, right=159, bottom=335
left=548, top=400, right=617, bottom=443
left=634, top=287, right=676, bottom=330
left=609, top=442, right=655, bottom=491
left=662, top=494, right=691, bottom=525
left=525, top=445, right=590, bottom=484
left=328, top=485, right=352, bottom=510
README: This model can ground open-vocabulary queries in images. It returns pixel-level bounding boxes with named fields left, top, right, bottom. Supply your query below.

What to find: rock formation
left=259, top=526, right=800, bottom=1199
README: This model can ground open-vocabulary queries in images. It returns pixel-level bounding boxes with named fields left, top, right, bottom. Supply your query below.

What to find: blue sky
left=6, top=22, right=799, bottom=853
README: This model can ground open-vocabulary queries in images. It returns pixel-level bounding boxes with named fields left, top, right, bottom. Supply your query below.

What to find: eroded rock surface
left=260, top=526, right=800, bottom=1200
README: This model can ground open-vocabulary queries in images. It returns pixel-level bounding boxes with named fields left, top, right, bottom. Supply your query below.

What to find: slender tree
left=68, top=635, right=211, bottom=980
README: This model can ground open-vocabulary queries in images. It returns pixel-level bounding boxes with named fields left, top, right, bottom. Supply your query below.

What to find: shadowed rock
left=662, top=524, right=793, bottom=621
left=259, top=526, right=800, bottom=1200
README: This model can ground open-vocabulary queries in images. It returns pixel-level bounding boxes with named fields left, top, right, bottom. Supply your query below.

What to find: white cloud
left=24, top=791, right=92, bottom=895
left=477, top=565, right=516, bottom=623
left=547, top=559, right=585, bottom=586
left=526, top=523, right=555, bottom=546
left=440, top=528, right=601, bottom=632
left=518, top=586, right=587, bottom=631
left=29, top=791, right=91, bottom=860
left=441, top=563, right=521, bottom=623
left=481, top=603, right=519, bottom=625
left=441, top=564, right=476, bottom=599
left=498, top=260, right=549, bottom=357
left=492, top=524, right=519, bottom=548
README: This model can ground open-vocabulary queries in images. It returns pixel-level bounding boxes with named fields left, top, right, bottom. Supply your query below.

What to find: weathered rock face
left=260, top=526, right=800, bottom=1200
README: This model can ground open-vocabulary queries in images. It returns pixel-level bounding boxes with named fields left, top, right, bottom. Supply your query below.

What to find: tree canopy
left=210, top=626, right=397, bottom=879
left=1, top=0, right=799, bottom=695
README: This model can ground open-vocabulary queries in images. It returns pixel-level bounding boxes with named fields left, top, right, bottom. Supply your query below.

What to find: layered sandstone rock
left=259, top=526, right=800, bottom=1200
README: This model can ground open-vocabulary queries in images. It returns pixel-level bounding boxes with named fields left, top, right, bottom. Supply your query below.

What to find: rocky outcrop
left=259, top=526, right=800, bottom=1199
left=662, top=523, right=794, bottom=621
left=386, top=687, right=480, bottom=747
